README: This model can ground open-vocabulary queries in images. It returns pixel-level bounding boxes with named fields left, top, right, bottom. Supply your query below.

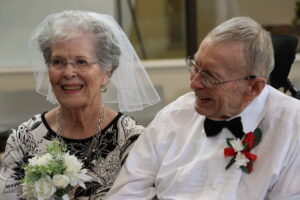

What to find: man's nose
left=190, top=73, right=205, bottom=89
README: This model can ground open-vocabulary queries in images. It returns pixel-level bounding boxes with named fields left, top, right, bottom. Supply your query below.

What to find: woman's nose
left=62, top=63, right=77, bottom=78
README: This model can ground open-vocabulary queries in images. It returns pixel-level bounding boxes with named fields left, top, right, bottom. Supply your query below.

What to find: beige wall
left=197, top=0, right=297, bottom=43
left=237, top=0, right=296, bottom=25
left=0, top=69, right=35, bottom=91
left=129, top=0, right=298, bottom=58
left=0, top=0, right=115, bottom=68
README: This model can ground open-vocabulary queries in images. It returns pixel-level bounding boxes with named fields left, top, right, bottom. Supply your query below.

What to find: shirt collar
left=233, top=85, right=269, bottom=133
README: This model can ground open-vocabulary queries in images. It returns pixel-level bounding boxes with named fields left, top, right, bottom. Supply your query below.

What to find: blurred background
left=0, top=0, right=300, bottom=136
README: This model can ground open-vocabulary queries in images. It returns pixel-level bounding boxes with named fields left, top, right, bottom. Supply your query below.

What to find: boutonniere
left=21, top=141, right=92, bottom=200
left=224, top=128, right=262, bottom=174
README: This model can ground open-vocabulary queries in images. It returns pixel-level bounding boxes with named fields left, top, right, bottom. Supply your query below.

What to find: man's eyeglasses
left=185, top=56, right=256, bottom=89
left=48, top=58, right=98, bottom=72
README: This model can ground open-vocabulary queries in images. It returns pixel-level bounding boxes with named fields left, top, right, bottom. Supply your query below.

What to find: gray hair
left=207, top=16, right=274, bottom=79
left=37, top=10, right=120, bottom=74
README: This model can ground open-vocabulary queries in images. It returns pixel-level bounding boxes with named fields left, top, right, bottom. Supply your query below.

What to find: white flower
left=21, top=182, right=36, bottom=200
left=28, top=156, right=39, bottom=166
left=29, top=153, right=53, bottom=166
left=33, top=175, right=56, bottom=199
left=63, top=153, right=92, bottom=187
left=229, top=138, right=244, bottom=152
left=64, top=153, right=83, bottom=174
left=76, top=169, right=93, bottom=188
left=65, top=168, right=92, bottom=188
left=53, top=174, right=70, bottom=189
left=22, top=141, right=93, bottom=199
left=62, top=193, right=70, bottom=200
left=234, top=152, right=250, bottom=168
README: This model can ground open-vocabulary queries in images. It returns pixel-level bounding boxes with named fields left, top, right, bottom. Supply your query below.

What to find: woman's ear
left=102, top=69, right=111, bottom=85
left=106, top=68, right=112, bottom=78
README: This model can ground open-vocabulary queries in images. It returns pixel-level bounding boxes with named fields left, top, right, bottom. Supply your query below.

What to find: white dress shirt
left=105, top=85, right=300, bottom=200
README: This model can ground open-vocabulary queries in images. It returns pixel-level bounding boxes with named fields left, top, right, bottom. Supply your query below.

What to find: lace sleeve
left=0, top=128, right=27, bottom=199
left=0, top=116, right=41, bottom=200
left=117, top=115, right=144, bottom=165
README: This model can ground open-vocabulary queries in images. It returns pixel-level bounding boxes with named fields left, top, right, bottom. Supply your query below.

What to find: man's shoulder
left=149, top=92, right=200, bottom=126
left=159, top=92, right=195, bottom=115
left=263, top=86, right=300, bottom=129
left=267, top=86, right=300, bottom=112
left=145, top=92, right=202, bottom=144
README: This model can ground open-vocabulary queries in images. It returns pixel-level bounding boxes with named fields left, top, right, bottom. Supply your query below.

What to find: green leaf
left=55, top=185, right=72, bottom=197
left=225, top=157, right=236, bottom=170
left=21, top=165, right=43, bottom=183
left=253, top=128, right=262, bottom=149
left=240, top=166, right=250, bottom=174
left=47, top=159, right=66, bottom=176
left=226, top=138, right=234, bottom=147
left=243, top=142, right=248, bottom=151
left=46, top=141, right=67, bottom=157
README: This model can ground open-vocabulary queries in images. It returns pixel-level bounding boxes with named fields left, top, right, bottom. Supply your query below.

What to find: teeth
left=62, top=85, right=82, bottom=90
left=198, top=96, right=210, bottom=100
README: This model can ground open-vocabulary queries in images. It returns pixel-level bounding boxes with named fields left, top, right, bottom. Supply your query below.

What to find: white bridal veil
left=28, top=10, right=160, bottom=112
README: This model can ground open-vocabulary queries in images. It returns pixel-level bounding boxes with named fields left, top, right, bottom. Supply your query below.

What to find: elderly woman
left=0, top=10, right=160, bottom=199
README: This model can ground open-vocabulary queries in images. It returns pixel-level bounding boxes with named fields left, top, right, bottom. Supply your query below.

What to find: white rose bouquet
left=21, top=141, right=92, bottom=200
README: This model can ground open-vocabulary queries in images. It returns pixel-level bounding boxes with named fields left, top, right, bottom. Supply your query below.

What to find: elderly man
left=105, top=17, right=300, bottom=200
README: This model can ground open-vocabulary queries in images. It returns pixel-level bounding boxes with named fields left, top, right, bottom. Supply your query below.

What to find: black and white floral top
left=0, top=112, right=144, bottom=200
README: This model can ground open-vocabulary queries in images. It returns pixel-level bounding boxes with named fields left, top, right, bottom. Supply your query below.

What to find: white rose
left=53, top=174, right=70, bottom=189
left=33, top=175, right=56, bottom=199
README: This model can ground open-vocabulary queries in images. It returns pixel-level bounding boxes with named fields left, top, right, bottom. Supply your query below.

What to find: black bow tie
left=204, top=117, right=244, bottom=139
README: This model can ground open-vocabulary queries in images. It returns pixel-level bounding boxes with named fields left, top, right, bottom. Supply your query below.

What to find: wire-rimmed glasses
left=185, top=56, right=256, bottom=89
left=48, top=58, right=98, bottom=72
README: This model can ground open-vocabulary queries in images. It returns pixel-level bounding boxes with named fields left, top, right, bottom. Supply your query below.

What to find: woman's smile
left=61, top=83, right=84, bottom=94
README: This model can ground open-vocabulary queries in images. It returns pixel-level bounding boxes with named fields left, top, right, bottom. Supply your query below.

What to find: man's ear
left=247, top=77, right=266, bottom=97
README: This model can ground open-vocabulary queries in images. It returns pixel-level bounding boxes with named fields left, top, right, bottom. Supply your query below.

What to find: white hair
left=207, top=16, right=274, bottom=79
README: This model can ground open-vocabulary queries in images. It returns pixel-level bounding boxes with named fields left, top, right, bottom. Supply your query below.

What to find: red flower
left=242, top=132, right=255, bottom=150
left=243, top=151, right=257, bottom=161
left=246, top=162, right=253, bottom=172
left=224, top=148, right=236, bottom=157
left=224, top=128, right=262, bottom=174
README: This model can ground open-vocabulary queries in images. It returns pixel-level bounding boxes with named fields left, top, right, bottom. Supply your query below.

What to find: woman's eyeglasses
left=185, top=56, right=256, bottom=89
left=48, top=58, right=98, bottom=72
